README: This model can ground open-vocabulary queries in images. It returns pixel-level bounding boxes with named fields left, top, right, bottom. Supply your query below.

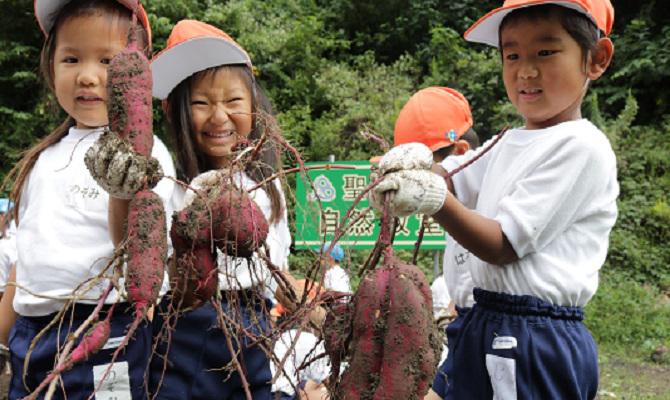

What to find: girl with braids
left=4, top=1, right=175, bottom=398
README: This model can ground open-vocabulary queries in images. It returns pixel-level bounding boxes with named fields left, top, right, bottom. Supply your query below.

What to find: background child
left=5, top=1, right=176, bottom=398
left=147, top=20, right=291, bottom=399
left=382, top=86, right=482, bottom=397
left=318, top=242, right=351, bottom=295
left=372, top=1, right=617, bottom=399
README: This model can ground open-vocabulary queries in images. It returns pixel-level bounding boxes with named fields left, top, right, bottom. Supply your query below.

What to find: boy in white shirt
left=373, top=1, right=618, bottom=398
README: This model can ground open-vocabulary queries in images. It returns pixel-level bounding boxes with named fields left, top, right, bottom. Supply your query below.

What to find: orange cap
left=151, top=19, right=252, bottom=99
left=464, top=0, right=614, bottom=47
left=393, top=87, right=473, bottom=151
left=34, top=0, right=152, bottom=43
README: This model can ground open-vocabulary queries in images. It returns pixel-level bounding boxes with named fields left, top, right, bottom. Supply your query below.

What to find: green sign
left=294, top=161, right=446, bottom=250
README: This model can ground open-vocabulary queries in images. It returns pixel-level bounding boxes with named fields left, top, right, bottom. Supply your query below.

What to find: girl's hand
left=85, top=131, right=163, bottom=199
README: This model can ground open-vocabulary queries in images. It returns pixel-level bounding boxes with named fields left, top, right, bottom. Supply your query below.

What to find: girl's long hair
left=6, top=0, right=150, bottom=223
left=166, top=65, right=285, bottom=224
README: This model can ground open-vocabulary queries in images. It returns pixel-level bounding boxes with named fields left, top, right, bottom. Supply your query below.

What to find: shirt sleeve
left=495, top=135, right=618, bottom=258
left=441, top=134, right=499, bottom=208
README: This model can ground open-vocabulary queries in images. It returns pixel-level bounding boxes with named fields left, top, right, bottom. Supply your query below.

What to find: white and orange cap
left=464, top=0, right=614, bottom=48
left=151, top=19, right=252, bottom=100
left=34, top=0, right=151, bottom=41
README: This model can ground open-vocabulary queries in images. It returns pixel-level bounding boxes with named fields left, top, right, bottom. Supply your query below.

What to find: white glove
left=378, top=143, right=433, bottom=174
left=84, top=131, right=163, bottom=199
left=370, top=169, right=447, bottom=217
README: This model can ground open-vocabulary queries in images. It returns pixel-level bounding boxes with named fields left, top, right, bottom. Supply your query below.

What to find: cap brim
left=151, top=37, right=251, bottom=100
left=35, top=0, right=151, bottom=40
left=34, top=0, right=63, bottom=34
left=464, top=1, right=592, bottom=47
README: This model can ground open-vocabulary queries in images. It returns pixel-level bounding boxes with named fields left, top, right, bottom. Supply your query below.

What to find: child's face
left=500, top=14, right=589, bottom=130
left=189, top=68, right=253, bottom=168
left=53, top=15, right=127, bottom=129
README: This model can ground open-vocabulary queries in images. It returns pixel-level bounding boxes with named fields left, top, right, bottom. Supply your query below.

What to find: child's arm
left=371, top=143, right=517, bottom=265
left=0, top=264, right=17, bottom=345
left=433, top=191, right=518, bottom=265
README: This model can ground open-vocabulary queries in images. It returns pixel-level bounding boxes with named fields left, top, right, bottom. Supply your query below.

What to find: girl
left=149, top=20, right=291, bottom=399
left=6, top=1, right=175, bottom=398
left=372, top=1, right=617, bottom=399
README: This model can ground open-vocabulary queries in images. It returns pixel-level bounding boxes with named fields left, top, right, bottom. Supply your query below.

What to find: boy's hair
left=7, top=0, right=151, bottom=223
left=165, top=65, right=285, bottom=224
left=499, top=4, right=601, bottom=64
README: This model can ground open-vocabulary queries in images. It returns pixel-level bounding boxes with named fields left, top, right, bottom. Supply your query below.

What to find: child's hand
left=369, top=169, right=447, bottom=217
left=378, top=142, right=433, bottom=174
left=85, top=131, right=163, bottom=199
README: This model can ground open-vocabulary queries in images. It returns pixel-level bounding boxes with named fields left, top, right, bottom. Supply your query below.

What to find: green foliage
left=585, top=271, right=670, bottom=354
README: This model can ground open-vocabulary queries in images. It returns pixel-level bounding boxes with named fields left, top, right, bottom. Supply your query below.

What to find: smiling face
left=500, top=13, right=591, bottom=130
left=53, top=15, right=128, bottom=129
left=189, top=67, right=254, bottom=168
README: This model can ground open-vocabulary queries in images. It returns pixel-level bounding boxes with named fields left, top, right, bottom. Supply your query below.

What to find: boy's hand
left=369, top=169, right=447, bottom=217
left=378, top=143, right=433, bottom=174
left=85, top=131, right=163, bottom=199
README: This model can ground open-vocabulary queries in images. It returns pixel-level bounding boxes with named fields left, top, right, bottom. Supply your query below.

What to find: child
left=6, top=1, right=176, bottom=398
left=382, top=86, right=481, bottom=398
left=148, top=20, right=291, bottom=399
left=318, top=242, right=351, bottom=295
left=372, top=1, right=617, bottom=399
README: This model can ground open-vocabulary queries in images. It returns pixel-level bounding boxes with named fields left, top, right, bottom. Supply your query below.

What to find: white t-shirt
left=441, top=119, right=618, bottom=307
left=14, top=127, right=176, bottom=316
left=439, top=233, right=475, bottom=308
left=271, top=329, right=330, bottom=396
left=171, top=172, right=291, bottom=292
left=0, top=235, right=17, bottom=292
left=323, top=265, right=351, bottom=294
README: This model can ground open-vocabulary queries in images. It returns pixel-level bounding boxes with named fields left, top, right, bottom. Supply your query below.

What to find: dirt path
left=597, top=356, right=670, bottom=399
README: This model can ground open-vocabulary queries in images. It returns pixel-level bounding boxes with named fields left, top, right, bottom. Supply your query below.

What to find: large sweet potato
left=107, top=33, right=153, bottom=156
left=333, top=258, right=440, bottom=400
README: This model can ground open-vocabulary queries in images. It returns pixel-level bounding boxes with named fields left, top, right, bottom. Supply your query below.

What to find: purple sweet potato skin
left=333, top=258, right=440, bottom=400
left=126, top=189, right=167, bottom=317
left=336, top=268, right=390, bottom=399
left=171, top=245, right=218, bottom=307
left=170, top=183, right=269, bottom=258
left=69, top=319, right=111, bottom=364
left=107, top=41, right=153, bottom=156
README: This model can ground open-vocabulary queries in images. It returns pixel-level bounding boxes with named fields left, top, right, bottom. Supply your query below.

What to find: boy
left=318, top=242, right=351, bottom=295
left=373, top=1, right=617, bottom=399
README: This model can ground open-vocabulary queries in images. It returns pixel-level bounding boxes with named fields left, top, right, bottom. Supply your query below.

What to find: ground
left=2, top=353, right=668, bottom=399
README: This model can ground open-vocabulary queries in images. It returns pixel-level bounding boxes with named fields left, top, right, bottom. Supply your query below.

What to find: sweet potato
left=107, top=30, right=153, bottom=156
left=333, top=258, right=440, bottom=400
left=373, top=261, right=439, bottom=399
left=171, top=182, right=269, bottom=258
left=171, top=245, right=218, bottom=308
left=336, top=267, right=390, bottom=399
left=69, top=318, right=111, bottom=364
left=126, top=189, right=167, bottom=317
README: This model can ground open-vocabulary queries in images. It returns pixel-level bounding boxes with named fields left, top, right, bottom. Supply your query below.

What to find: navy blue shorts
left=9, top=303, right=151, bottom=400
left=149, top=291, right=273, bottom=400
left=443, top=289, right=598, bottom=400
left=431, top=306, right=471, bottom=398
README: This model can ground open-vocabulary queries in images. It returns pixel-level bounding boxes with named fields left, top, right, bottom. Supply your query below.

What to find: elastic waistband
left=473, top=288, right=583, bottom=321
left=21, top=302, right=131, bottom=326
